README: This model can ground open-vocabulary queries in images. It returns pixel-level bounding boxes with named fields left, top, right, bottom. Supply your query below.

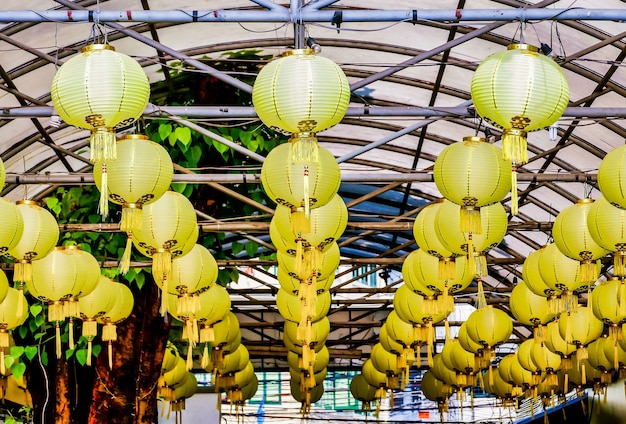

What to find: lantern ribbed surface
left=350, top=374, right=378, bottom=403
left=0, top=271, right=9, bottom=306
left=379, top=322, right=404, bottom=355
left=450, top=339, right=478, bottom=375
left=591, top=277, right=626, bottom=326
left=587, top=195, right=626, bottom=276
left=470, top=43, right=569, bottom=165
left=385, top=310, right=419, bottom=348
left=284, top=318, right=330, bottom=351
left=277, top=267, right=333, bottom=296
left=558, top=306, right=603, bottom=347
left=465, top=306, right=512, bottom=348
left=8, top=200, right=59, bottom=283
left=277, top=241, right=339, bottom=282
left=156, top=244, right=217, bottom=296
left=538, top=242, right=595, bottom=294
left=261, top=142, right=340, bottom=210
left=598, top=144, right=626, bottom=209
left=393, top=285, right=448, bottom=325
left=401, top=251, right=435, bottom=297
left=219, top=345, right=250, bottom=375
left=544, top=321, right=577, bottom=357
left=252, top=49, right=350, bottom=134
left=508, top=353, right=534, bottom=388
left=522, top=246, right=557, bottom=297
left=195, top=284, right=231, bottom=326
left=530, top=340, right=562, bottom=372
left=0, top=198, right=23, bottom=255
left=362, top=359, right=387, bottom=389
left=586, top=338, right=612, bottom=371
left=420, top=371, right=450, bottom=402
left=93, top=134, right=173, bottom=230
left=211, top=312, right=241, bottom=349
left=405, top=249, right=473, bottom=295
left=50, top=44, right=150, bottom=162
left=97, top=282, right=134, bottom=325
left=509, top=281, right=555, bottom=326
left=433, top=136, right=511, bottom=229
left=457, top=321, right=483, bottom=354
left=0, top=288, right=28, bottom=329
left=276, top=288, right=330, bottom=323
left=78, top=276, right=117, bottom=320
left=431, top=353, right=457, bottom=387
left=29, top=246, right=91, bottom=304
left=550, top=199, right=609, bottom=284
left=371, top=343, right=402, bottom=376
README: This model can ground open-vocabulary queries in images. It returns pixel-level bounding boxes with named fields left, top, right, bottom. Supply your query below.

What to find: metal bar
left=53, top=0, right=254, bottom=94
left=249, top=0, right=286, bottom=11
left=7, top=105, right=626, bottom=119
left=2, top=9, right=625, bottom=23
left=303, top=0, right=343, bottom=11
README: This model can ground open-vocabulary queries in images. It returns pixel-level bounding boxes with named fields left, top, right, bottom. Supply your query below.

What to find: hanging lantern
left=384, top=310, right=421, bottom=354
left=434, top=136, right=511, bottom=229
left=0, top=198, right=23, bottom=257
left=96, top=282, right=134, bottom=369
left=508, top=351, right=537, bottom=395
left=551, top=199, right=609, bottom=285
left=196, top=284, right=231, bottom=347
left=431, top=353, right=458, bottom=388
left=350, top=374, right=378, bottom=412
left=78, top=276, right=117, bottom=366
left=587, top=195, right=626, bottom=276
left=592, top=277, right=626, bottom=344
left=413, top=200, right=458, bottom=280
left=29, top=245, right=100, bottom=357
left=277, top=288, right=331, bottom=344
left=252, top=48, right=349, bottom=135
left=284, top=318, right=330, bottom=354
left=93, top=133, right=173, bottom=259
left=530, top=338, right=563, bottom=388
left=598, top=144, right=626, bottom=210
left=0, top=271, right=9, bottom=307
left=498, top=354, right=524, bottom=397
left=522, top=246, right=561, bottom=315
left=586, top=337, right=615, bottom=383
left=509, top=281, right=556, bottom=341
left=132, top=191, right=198, bottom=314
left=361, top=358, right=389, bottom=406
left=421, top=371, right=453, bottom=417
left=370, top=343, right=403, bottom=390
left=155, top=244, right=218, bottom=318
left=558, top=306, right=604, bottom=365
left=449, top=339, right=480, bottom=389
left=278, top=241, right=339, bottom=283
left=435, top=200, right=507, bottom=307
left=465, top=306, right=513, bottom=362
left=50, top=44, right=150, bottom=163
left=261, top=141, right=340, bottom=217
left=277, top=266, right=334, bottom=296
left=458, top=321, right=484, bottom=356
left=288, top=346, right=329, bottom=375
left=0, top=288, right=28, bottom=375
left=8, top=200, right=59, bottom=295
left=470, top=43, right=569, bottom=214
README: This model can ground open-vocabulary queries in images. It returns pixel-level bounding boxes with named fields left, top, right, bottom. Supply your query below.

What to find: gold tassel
left=13, top=261, right=31, bottom=286
left=200, top=325, right=215, bottom=343
left=118, top=232, right=133, bottom=275
left=564, top=371, right=569, bottom=394
left=0, top=349, right=4, bottom=375
left=160, top=273, right=169, bottom=316
left=501, top=129, right=528, bottom=165
left=581, top=361, right=586, bottom=386
left=303, top=165, right=310, bottom=218
left=201, top=344, right=209, bottom=369
left=580, top=260, right=597, bottom=285
left=444, top=318, right=451, bottom=342
left=534, top=324, right=544, bottom=343
left=68, top=318, right=75, bottom=350
left=108, top=341, right=113, bottom=370
left=82, top=319, right=98, bottom=338
left=511, top=163, right=519, bottom=216
left=99, top=162, right=109, bottom=219
left=102, top=323, right=117, bottom=341
left=87, top=338, right=93, bottom=366
left=120, top=204, right=143, bottom=232
left=16, top=283, right=24, bottom=320
left=55, top=323, right=62, bottom=359
left=291, top=208, right=311, bottom=236
left=153, top=250, right=172, bottom=285
left=620, top=281, right=626, bottom=318
left=186, top=343, right=193, bottom=371
left=439, top=257, right=456, bottom=281
left=476, top=278, right=486, bottom=309
left=460, top=206, right=481, bottom=234
left=89, top=127, right=117, bottom=163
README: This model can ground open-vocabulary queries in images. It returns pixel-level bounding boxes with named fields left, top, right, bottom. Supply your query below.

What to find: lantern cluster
left=470, top=43, right=570, bottom=215
left=158, top=344, right=199, bottom=421
left=253, top=47, right=350, bottom=411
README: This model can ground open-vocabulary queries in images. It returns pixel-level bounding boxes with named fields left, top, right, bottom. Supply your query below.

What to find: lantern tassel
left=15, top=283, right=24, bottom=320
left=439, top=257, right=456, bottom=281
left=476, top=278, right=486, bottom=309
left=13, top=261, right=31, bottom=286
left=0, top=349, right=4, bottom=376
left=68, top=319, right=75, bottom=350
left=502, top=129, right=528, bottom=165
left=87, top=338, right=93, bottom=366
left=303, top=165, right=310, bottom=218
left=620, top=281, right=626, bottom=318
left=108, top=341, right=113, bottom=370
left=160, top=273, right=169, bottom=316
left=98, top=162, right=109, bottom=219
left=120, top=204, right=143, bottom=232
left=511, top=164, right=519, bottom=215
left=90, top=127, right=117, bottom=163
left=461, top=206, right=481, bottom=234
left=118, top=231, right=133, bottom=275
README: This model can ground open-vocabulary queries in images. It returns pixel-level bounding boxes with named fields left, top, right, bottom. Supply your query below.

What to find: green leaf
left=10, top=362, right=26, bottom=381
left=245, top=242, right=258, bottom=257
left=10, top=346, right=24, bottom=359
left=92, top=344, right=102, bottom=357
left=171, top=183, right=187, bottom=194
left=158, top=123, right=173, bottom=141
left=24, top=346, right=38, bottom=361
left=75, top=349, right=87, bottom=366
left=45, top=197, right=59, bottom=211
left=18, top=325, right=28, bottom=339
left=213, top=140, right=230, bottom=155
left=231, top=241, right=243, bottom=255
left=41, top=350, right=48, bottom=366
left=35, top=315, right=45, bottom=328
left=217, top=269, right=231, bottom=286
left=135, top=272, right=146, bottom=290
left=175, top=126, right=192, bottom=146
left=4, top=355, right=14, bottom=370
left=229, top=268, right=240, bottom=284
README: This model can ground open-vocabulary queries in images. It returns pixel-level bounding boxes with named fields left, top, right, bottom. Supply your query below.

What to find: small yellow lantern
left=421, top=371, right=453, bottom=416
left=350, top=374, right=378, bottom=411
left=97, top=282, right=134, bottom=369
left=413, top=200, right=457, bottom=280
left=0, top=288, right=28, bottom=375
left=0, top=198, right=23, bottom=257
left=587, top=195, right=626, bottom=276
left=598, top=144, right=626, bottom=209
left=465, top=306, right=513, bottom=361
left=78, top=276, right=117, bottom=366
left=50, top=44, right=150, bottom=162
left=509, top=281, right=556, bottom=340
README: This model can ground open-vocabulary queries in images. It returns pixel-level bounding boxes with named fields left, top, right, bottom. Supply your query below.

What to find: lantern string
left=511, top=163, right=519, bottom=215
left=98, top=162, right=109, bottom=219
left=118, top=231, right=133, bottom=275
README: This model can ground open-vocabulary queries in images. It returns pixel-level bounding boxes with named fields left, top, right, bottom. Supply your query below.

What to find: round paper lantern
left=522, top=246, right=559, bottom=299
left=449, top=340, right=480, bottom=388
left=508, top=351, right=538, bottom=389
left=50, top=44, right=150, bottom=162
left=78, top=276, right=117, bottom=366
left=288, top=345, right=329, bottom=373
left=598, top=144, right=626, bottom=209
left=431, top=353, right=458, bottom=388
left=371, top=343, right=403, bottom=390
left=544, top=320, right=577, bottom=363
left=0, top=288, right=28, bottom=374
left=434, top=136, right=511, bottom=229
left=93, top=133, right=172, bottom=235
left=261, top=142, right=340, bottom=211
left=278, top=241, right=339, bottom=283
left=413, top=200, right=457, bottom=280
left=290, top=380, right=324, bottom=410
left=498, top=354, right=520, bottom=390
left=277, top=267, right=334, bottom=296
left=385, top=310, right=420, bottom=350
left=586, top=337, right=614, bottom=374
left=558, top=306, right=603, bottom=354
left=458, top=321, right=483, bottom=355
left=465, top=306, right=513, bottom=357
left=196, top=284, right=231, bottom=343
left=587, top=195, right=626, bottom=276
left=393, top=285, right=448, bottom=326
left=530, top=341, right=562, bottom=388
left=516, top=339, right=542, bottom=382
left=551, top=199, right=609, bottom=284
left=362, top=358, right=387, bottom=391
left=276, top=288, right=331, bottom=324
left=252, top=48, right=349, bottom=134
left=155, top=244, right=218, bottom=317
left=379, top=322, right=405, bottom=357
left=421, top=370, right=452, bottom=414
left=283, top=318, right=330, bottom=354
left=350, top=374, right=378, bottom=410
left=509, top=281, right=556, bottom=339
left=0, top=198, right=23, bottom=257
left=0, top=271, right=9, bottom=307
left=470, top=43, right=569, bottom=166
left=8, top=200, right=59, bottom=286
left=592, top=277, right=626, bottom=342
left=97, top=282, right=134, bottom=368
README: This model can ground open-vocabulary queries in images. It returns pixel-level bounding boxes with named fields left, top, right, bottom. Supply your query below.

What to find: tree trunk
left=88, top=280, right=169, bottom=423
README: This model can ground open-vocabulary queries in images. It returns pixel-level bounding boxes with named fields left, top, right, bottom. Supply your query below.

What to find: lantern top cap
left=16, top=199, right=40, bottom=206
left=81, top=43, right=116, bottom=53
left=282, top=48, right=315, bottom=57
left=289, top=132, right=317, bottom=141
left=120, top=134, right=149, bottom=141
left=122, top=203, right=142, bottom=210
left=507, top=43, right=539, bottom=53
left=462, top=136, right=486, bottom=143
left=56, top=245, right=81, bottom=251
left=576, top=198, right=593, bottom=204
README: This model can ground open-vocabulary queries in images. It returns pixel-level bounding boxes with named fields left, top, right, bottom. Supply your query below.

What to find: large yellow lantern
left=277, top=288, right=330, bottom=341
left=598, top=144, right=626, bottom=210
left=196, top=284, right=231, bottom=343
left=93, top=134, right=173, bottom=265
left=0, top=288, right=28, bottom=375
left=592, top=277, right=626, bottom=343
left=370, top=343, right=403, bottom=390
left=361, top=359, right=389, bottom=403
left=434, top=136, right=511, bottom=226
left=50, top=44, right=150, bottom=162
left=0, top=198, right=23, bottom=257
left=8, top=200, right=59, bottom=289
left=551, top=199, right=609, bottom=285
left=350, top=374, right=378, bottom=411
left=522, top=246, right=560, bottom=316
left=558, top=306, right=603, bottom=361
left=252, top=48, right=349, bottom=135
left=421, top=371, right=453, bottom=416
left=0, top=271, right=9, bottom=308
left=587, top=195, right=626, bottom=276
left=470, top=44, right=569, bottom=167
left=413, top=200, right=457, bottom=280
left=509, top=281, right=556, bottom=340
left=544, top=320, right=577, bottom=378
left=465, top=306, right=513, bottom=360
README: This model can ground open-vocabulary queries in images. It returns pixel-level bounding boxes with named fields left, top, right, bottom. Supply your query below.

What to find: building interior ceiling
left=0, top=0, right=625, bottom=371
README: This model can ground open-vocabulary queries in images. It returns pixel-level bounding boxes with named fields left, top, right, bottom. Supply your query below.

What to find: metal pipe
left=1, top=9, right=625, bottom=23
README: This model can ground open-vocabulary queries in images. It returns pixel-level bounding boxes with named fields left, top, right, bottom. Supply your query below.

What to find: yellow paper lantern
left=431, top=353, right=458, bottom=388
left=277, top=267, right=334, bottom=296
left=384, top=310, right=420, bottom=350
left=470, top=43, right=569, bottom=166
left=370, top=343, right=403, bottom=390
left=276, top=288, right=330, bottom=324
left=261, top=141, right=340, bottom=212
left=283, top=318, right=330, bottom=354
left=252, top=48, right=349, bottom=135
left=587, top=194, right=626, bottom=276
left=586, top=337, right=614, bottom=374
left=277, top=241, right=339, bottom=283
left=362, top=358, right=388, bottom=392
left=379, top=322, right=404, bottom=356
left=551, top=199, right=609, bottom=284
left=196, top=284, right=231, bottom=341
left=598, top=144, right=626, bottom=209
left=0, top=271, right=9, bottom=307
left=350, top=374, right=378, bottom=409
left=8, top=200, right=59, bottom=286
left=508, top=351, right=537, bottom=390
left=509, top=281, right=556, bottom=339
left=413, top=200, right=457, bottom=280
left=0, top=288, right=28, bottom=375
left=592, top=277, right=626, bottom=342
left=434, top=136, right=512, bottom=227
left=544, top=320, right=577, bottom=360
left=0, top=198, right=23, bottom=257
left=421, top=370, right=453, bottom=415
left=465, top=306, right=513, bottom=356
left=558, top=306, right=603, bottom=355
left=449, top=340, right=480, bottom=388
left=522, top=246, right=560, bottom=299
left=50, top=44, right=150, bottom=162
left=457, top=321, right=484, bottom=356
left=93, top=134, right=173, bottom=247
left=530, top=340, right=562, bottom=387
left=78, top=276, right=117, bottom=366
left=97, top=282, right=134, bottom=368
